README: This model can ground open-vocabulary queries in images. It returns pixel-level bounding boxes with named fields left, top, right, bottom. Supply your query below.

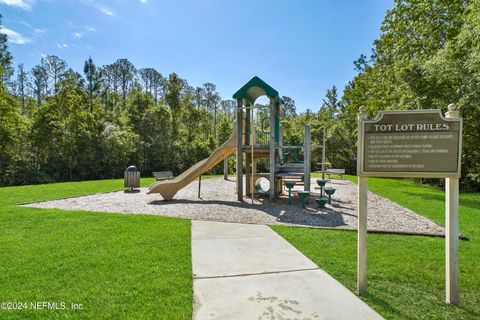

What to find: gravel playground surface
left=23, top=177, right=444, bottom=235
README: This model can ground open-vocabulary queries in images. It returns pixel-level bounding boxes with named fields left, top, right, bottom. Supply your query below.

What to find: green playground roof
left=232, top=76, right=279, bottom=104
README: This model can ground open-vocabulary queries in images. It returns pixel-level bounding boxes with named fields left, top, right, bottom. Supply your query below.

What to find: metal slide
left=147, top=129, right=237, bottom=200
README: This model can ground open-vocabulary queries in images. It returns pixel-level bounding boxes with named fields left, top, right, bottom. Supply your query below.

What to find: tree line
left=287, top=0, right=480, bottom=191
left=0, top=14, right=251, bottom=185
left=1, top=0, right=480, bottom=191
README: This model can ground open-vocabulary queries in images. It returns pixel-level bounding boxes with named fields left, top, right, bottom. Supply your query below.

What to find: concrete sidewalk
left=192, top=221, right=384, bottom=320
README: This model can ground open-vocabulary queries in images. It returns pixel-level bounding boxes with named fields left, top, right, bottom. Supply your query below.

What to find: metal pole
left=304, top=125, right=311, bottom=191
left=198, top=175, right=202, bottom=198
left=223, top=158, right=228, bottom=180
left=321, top=127, right=326, bottom=179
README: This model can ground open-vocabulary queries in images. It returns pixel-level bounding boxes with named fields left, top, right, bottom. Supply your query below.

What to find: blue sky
left=1, top=0, right=393, bottom=111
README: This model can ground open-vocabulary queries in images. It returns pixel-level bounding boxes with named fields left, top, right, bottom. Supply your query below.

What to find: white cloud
left=20, top=21, right=46, bottom=34
left=65, top=20, right=75, bottom=28
left=55, top=41, right=68, bottom=49
left=139, top=0, right=148, bottom=3
left=0, top=0, right=34, bottom=10
left=0, top=26, right=31, bottom=44
left=72, top=26, right=95, bottom=39
left=95, top=4, right=114, bottom=16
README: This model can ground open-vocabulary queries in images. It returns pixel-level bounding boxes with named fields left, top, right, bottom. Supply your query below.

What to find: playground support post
left=304, top=125, right=311, bottom=191
left=279, top=126, right=283, bottom=163
left=250, top=102, right=254, bottom=203
left=269, top=97, right=276, bottom=200
left=236, top=98, right=243, bottom=201
left=245, top=101, right=251, bottom=198
left=246, top=153, right=251, bottom=197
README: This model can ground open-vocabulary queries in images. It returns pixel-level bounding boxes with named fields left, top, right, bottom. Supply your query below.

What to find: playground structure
left=148, top=76, right=312, bottom=202
left=233, top=76, right=311, bottom=201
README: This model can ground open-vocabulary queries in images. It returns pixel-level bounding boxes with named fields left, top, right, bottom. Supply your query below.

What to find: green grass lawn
left=0, top=178, right=192, bottom=320
left=274, top=175, right=480, bottom=319
left=2, top=174, right=479, bottom=319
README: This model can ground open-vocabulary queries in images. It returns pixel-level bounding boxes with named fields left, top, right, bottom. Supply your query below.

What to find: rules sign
left=359, top=110, right=462, bottom=178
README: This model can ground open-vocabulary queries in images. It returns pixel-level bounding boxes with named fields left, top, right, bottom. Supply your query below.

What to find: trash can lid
left=127, top=165, right=138, bottom=172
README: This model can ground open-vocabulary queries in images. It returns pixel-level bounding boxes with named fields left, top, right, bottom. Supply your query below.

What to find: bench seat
left=324, top=169, right=345, bottom=179
left=153, top=171, right=173, bottom=181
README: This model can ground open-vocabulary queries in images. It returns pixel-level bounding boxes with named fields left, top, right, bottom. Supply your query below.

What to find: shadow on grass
left=402, top=191, right=480, bottom=211
left=456, top=305, right=480, bottom=319
left=364, top=292, right=419, bottom=320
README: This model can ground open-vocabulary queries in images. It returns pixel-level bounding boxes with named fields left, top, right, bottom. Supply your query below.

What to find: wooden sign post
left=356, top=104, right=463, bottom=305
